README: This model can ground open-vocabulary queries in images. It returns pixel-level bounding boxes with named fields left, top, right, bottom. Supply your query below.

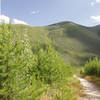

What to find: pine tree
left=0, top=23, right=37, bottom=100
left=0, top=23, right=15, bottom=99
left=34, top=42, right=67, bottom=85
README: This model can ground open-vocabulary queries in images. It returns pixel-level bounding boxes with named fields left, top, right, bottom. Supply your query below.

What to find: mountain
left=89, top=25, right=100, bottom=36
left=12, top=22, right=100, bottom=66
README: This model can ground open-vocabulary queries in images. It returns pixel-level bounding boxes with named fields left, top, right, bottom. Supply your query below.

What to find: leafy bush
left=84, top=58, right=100, bottom=76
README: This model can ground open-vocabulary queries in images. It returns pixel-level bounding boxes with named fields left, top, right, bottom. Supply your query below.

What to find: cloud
left=13, top=18, right=29, bottom=25
left=91, top=2, right=95, bottom=6
left=91, top=0, right=100, bottom=6
left=0, top=14, right=29, bottom=25
left=31, top=10, right=40, bottom=15
left=91, top=16, right=100, bottom=22
left=0, top=15, right=10, bottom=23
left=96, top=0, right=100, bottom=3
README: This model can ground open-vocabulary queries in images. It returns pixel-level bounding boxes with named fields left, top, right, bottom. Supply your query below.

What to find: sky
left=0, top=0, right=100, bottom=26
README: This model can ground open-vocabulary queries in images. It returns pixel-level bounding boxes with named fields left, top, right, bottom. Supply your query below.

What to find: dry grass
left=69, top=77, right=86, bottom=100
left=41, top=77, right=84, bottom=100
left=79, top=74, right=100, bottom=86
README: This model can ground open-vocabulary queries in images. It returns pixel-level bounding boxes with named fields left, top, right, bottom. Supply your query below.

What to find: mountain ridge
left=12, top=21, right=100, bottom=65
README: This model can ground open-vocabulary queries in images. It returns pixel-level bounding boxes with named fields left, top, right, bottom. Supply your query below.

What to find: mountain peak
left=49, top=21, right=75, bottom=26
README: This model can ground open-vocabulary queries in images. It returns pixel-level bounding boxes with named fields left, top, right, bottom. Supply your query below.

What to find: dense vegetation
left=1, top=22, right=99, bottom=100
left=12, top=21, right=100, bottom=65
left=84, top=58, right=100, bottom=76
left=0, top=23, right=80, bottom=100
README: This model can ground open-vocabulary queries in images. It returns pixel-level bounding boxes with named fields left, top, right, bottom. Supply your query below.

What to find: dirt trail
left=74, top=75, right=100, bottom=100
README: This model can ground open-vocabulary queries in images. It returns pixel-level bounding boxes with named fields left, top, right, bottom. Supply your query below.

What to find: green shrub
left=34, top=42, right=68, bottom=84
left=84, top=58, right=100, bottom=76
left=0, top=23, right=43, bottom=100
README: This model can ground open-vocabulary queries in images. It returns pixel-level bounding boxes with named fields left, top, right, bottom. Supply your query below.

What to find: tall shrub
left=0, top=23, right=37, bottom=100
left=84, top=58, right=100, bottom=76
left=34, top=42, right=67, bottom=85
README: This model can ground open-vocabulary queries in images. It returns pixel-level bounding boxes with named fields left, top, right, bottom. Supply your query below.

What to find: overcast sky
left=0, top=0, right=100, bottom=26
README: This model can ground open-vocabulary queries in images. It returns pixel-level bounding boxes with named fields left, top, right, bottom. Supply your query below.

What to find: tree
left=0, top=23, right=36, bottom=100
left=34, top=42, right=67, bottom=85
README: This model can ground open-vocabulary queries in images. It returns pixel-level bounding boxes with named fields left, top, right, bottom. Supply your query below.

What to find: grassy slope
left=47, top=22, right=100, bottom=65
left=89, top=25, right=100, bottom=36
left=12, top=24, right=49, bottom=46
left=12, top=22, right=100, bottom=65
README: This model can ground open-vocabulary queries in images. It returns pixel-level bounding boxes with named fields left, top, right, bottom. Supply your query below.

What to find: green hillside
left=12, top=24, right=49, bottom=45
left=89, top=25, right=100, bottom=36
left=12, top=22, right=100, bottom=65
